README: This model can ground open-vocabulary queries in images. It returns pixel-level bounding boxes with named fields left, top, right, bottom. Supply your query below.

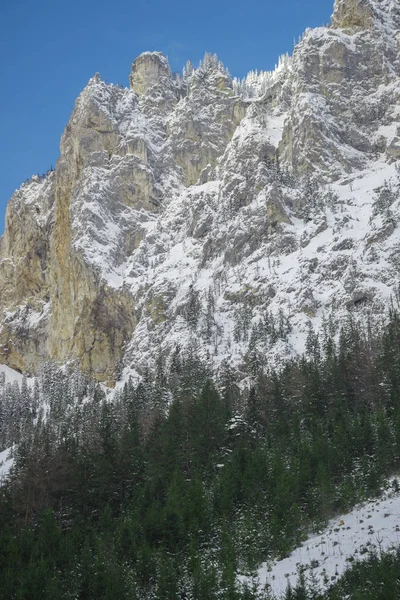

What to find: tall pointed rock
left=331, top=0, right=374, bottom=28
left=129, top=52, right=173, bottom=96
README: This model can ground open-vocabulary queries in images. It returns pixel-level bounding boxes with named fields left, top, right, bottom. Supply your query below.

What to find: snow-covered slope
left=239, top=478, right=400, bottom=597
left=0, top=447, right=14, bottom=484
left=1, top=0, right=400, bottom=383
left=0, top=364, right=24, bottom=385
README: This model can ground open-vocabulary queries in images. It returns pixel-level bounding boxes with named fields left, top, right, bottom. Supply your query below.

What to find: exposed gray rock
left=1, top=2, right=400, bottom=382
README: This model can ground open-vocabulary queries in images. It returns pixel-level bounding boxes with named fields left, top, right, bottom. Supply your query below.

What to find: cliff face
left=0, top=52, right=247, bottom=384
left=0, top=174, right=54, bottom=373
left=1, top=0, right=400, bottom=384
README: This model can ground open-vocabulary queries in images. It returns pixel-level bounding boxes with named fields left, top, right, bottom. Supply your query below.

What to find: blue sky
left=0, top=0, right=334, bottom=233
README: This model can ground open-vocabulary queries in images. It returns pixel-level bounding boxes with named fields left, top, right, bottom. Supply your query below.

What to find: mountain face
left=1, top=0, right=400, bottom=385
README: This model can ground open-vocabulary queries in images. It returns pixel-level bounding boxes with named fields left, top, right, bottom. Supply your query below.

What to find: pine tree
left=186, top=284, right=201, bottom=329
left=205, top=286, right=215, bottom=341
left=183, top=60, right=194, bottom=79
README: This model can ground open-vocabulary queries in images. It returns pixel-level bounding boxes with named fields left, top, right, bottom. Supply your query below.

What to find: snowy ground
left=240, top=479, right=400, bottom=597
left=0, top=363, right=23, bottom=384
left=0, top=447, right=14, bottom=484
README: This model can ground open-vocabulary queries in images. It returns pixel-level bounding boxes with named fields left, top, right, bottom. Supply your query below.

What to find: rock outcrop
left=1, top=0, right=400, bottom=384
left=129, top=52, right=174, bottom=97
left=331, top=0, right=374, bottom=29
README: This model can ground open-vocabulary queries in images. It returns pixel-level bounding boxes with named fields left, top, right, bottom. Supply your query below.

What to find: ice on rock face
left=1, top=0, right=400, bottom=383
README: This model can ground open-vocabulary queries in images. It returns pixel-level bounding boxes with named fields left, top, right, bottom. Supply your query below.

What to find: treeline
left=21, top=166, right=55, bottom=186
left=1, top=310, right=400, bottom=597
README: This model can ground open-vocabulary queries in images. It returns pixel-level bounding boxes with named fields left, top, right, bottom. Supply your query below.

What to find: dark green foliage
left=2, top=312, right=400, bottom=597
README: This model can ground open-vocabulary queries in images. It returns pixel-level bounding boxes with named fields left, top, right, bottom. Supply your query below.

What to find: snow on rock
left=1, top=0, right=400, bottom=383
left=239, top=479, right=400, bottom=597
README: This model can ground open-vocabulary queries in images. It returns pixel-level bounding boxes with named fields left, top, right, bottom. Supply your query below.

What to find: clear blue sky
left=0, top=0, right=334, bottom=233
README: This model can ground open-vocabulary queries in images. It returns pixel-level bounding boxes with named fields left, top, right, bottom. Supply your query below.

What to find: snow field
left=240, top=479, right=400, bottom=597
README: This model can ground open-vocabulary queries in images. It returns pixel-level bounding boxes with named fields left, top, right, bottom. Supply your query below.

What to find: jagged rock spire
left=129, top=52, right=172, bottom=95
left=331, top=0, right=373, bottom=29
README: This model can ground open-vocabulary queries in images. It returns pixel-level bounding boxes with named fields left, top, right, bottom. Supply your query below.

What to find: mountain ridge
left=1, top=0, right=400, bottom=385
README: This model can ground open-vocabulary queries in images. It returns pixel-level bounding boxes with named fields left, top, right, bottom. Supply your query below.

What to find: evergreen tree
left=186, top=284, right=201, bottom=329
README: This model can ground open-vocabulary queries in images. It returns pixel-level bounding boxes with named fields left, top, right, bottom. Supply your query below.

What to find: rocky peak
left=331, top=0, right=374, bottom=29
left=1, top=0, right=400, bottom=386
left=88, top=72, right=101, bottom=85
left=166, top=53, right=246, bottom=186
left=331, top=0, right=399, bottom=31
left=129, top=52, right=173, bottom=96
left=191, top=53, right=232, bottom=91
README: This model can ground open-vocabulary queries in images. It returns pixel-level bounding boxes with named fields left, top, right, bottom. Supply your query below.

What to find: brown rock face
left=0, top=163, right=136, bottom=385
left=47, top=167, right=136, bottom=385
left=0, top=51, right=247, bottom=384
left=0, top=175, right=54, bottom=373
left=168, top=68, right=247, bottom=186
left=129, top=52, right=172, bottom=96
left=0, top=77, right=141, bottom=384
left=331, top=0, right=373, bottom=29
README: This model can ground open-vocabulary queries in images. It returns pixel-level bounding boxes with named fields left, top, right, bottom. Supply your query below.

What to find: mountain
left=1, top=0, right=400, bottom=386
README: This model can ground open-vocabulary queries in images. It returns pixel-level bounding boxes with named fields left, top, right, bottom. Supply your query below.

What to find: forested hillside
left=1, top=310, right=400, bottom=598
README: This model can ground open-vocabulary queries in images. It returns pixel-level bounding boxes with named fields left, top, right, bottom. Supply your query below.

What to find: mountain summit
left=331, top=0, right=399, bottom=29
left=1, top=0, right=400, bottom=384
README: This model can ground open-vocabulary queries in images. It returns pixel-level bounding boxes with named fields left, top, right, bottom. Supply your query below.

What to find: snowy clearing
left=240, top=479, right=400, bottom=597
left=0, top=447, right=14, bottom=484
left=0, top=364, right=24, bottom=384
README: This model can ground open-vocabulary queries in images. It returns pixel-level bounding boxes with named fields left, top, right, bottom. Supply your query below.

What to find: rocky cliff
left=1, top=0, right=400, bottom=385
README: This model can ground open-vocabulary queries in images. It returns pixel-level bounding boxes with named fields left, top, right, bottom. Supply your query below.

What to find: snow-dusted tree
left=180, top=338, right=209, bottom=398
left=186, top=284, right=201, bottom=330
left=115, top=359, right=124, bottom=382
left=278, top=308, right=292, bottom=341
left=372, top=180, right=396, bottom=217
left=133, top=381, right=150, bottom=419
left=168, top=345, right=183, bottom=396
left=247, top=348, right=263, bottom=379
left=233, top=304, right=252, bottom=343
left=182, top=59, right=194, bottom=80
left=32, top=378, right=40, bottom=417
left=19, top=374, right=32, bottom=435
left=218, top=359, right=241, bottom=412
left=153, top=351, right=170, bottom=414
left=305, top=321, right=321, bottom=362
left=205, top=286, right=215, bottom=341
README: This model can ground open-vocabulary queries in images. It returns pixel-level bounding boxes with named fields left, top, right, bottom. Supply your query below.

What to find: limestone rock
left=387, top=137, right=400, bottom=160
left=129, top=52, right=173, bottom=96
left=167, top=60, right=247, bottom=185
left=1, top=1, right=400, bottom=384
left=331, top=0, right=373, bottom=29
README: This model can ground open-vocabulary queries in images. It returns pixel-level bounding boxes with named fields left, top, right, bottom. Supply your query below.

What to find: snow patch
left=0, top=364, right=24, bottom=385
left=240, top=479, right=400, bottom=597
left=0, top=447, right=14, bottom=484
